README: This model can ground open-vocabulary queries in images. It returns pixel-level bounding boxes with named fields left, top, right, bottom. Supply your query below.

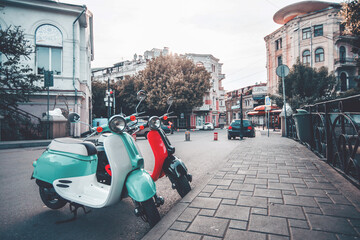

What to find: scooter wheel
left=39, top=186, right=67, bottom=209
left=175, top=175, right=191, bottom=198
left=140, top=198, right=160, bottom=228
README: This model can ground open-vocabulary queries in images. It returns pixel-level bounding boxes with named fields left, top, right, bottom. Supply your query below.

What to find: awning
left=254, top=105, right=280, bottom=111
left=247, top=111, right=263, bottom=116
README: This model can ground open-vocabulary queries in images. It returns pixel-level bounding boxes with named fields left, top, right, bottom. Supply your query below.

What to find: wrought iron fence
left=286, top=94, right=360, bottom=185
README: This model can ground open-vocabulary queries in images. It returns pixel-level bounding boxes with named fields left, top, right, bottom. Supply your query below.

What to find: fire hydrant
left=214, top=132, right=218, bottom=141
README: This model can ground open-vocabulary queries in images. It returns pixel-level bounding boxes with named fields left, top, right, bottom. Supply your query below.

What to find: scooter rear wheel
left=140, top=198, right=160, bottom=228
left=175, top=175, right=191, bottom=198
left=39, top=186, right=67, bottom=209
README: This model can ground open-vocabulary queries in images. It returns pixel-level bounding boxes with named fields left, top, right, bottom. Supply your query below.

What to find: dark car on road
left=227, top=119, right=255, bottom=139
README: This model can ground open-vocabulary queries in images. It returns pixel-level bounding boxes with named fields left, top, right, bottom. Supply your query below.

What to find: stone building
left=265, top=1, right=359, bottom=95
left=1, top=0, right=94, bottom=137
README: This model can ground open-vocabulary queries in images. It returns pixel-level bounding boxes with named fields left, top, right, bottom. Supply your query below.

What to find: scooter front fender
left=126, top=169, right=156, bottom=202
left=163, top=155, right=188, bottom=178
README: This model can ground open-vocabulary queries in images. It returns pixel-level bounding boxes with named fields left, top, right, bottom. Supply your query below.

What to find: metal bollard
left=214, top=132, right=218, bottom=141
left=185, top=131, right=190, bottom=141
left=132, top=133, right=136, bottom=141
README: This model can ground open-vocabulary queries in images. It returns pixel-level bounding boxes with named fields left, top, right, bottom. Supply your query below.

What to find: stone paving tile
left=268, top=198, right=284, bottom=204
left=337, top=234, right=360, bottom=240
left=229, top=220, right=247, bottom=230
left=237, top=196, right=268, bottom=208
left=223, top=173, right=245, bottom=180
left=170, top=221, right=190, bottom=231
left=251, top=207, right=268, bottom=215
left=257, top=173, right=279, bottom=179
left=248, top=215, right=289, bottom=236
left=224, top=229, right=266, bottom=240
left=307, top=213, right=358, bottom=235
left=280, top=177, right=305, bottom=184
left=208, top=179, right=232, bottom=186
left=239, top=191, right=253, bottom=196
left=160, top=230, right=202, bottom=240
left=221, top=199, right=236, bottom=205
left=237, top=170, right=257, bottom=175
left=254, top=188, right=282, bottom=198
left=229, top=183, right=254, bottom=191
left=282, top=190, right=297, bottom=195
left=268, top=169, right=290, bottom=175
left=269, top=204, right=306, bottom=219
left=217, top=185, right=229, bottom=190
left=327, top=193, right=352, bottom=205
left=305, top=181, right=337, bottom=190
left=215, top=205, right=250, bottom=221
left=244, top=178, right=267, bottom=185
left=178, top=207, right=200, bottom=222
left=190, top=197, right=221, bottom=210
left=268, top=235, right=290, bottom=240
left=202, top=185, right=217, bottom=193
left=294, top=187, right=327, bottom=197
left=202, top=236, right=222, bottom=240
left=283, top=195, right=318, bottom=207
left=288, top=219, right=309, bottom=229
left=303, top=207, right=323, bottom=214
left=290, top=228, right=337, bottom=240
left=187, top=215, right=229, bottom=238
left=199, top=209, right=216, bottom=217
left=315, top=197, right=333, bottom=204
left=268, top=182, right=295, bottom=190
left=350, top=219, right=360, bottom=227
left=198, top=192, right=211, bottom=197
left=211, top=189, right=239, bottom=199
left=318, top=202, right=360, bottom=219
left=289, top=172, right=316, bottom=179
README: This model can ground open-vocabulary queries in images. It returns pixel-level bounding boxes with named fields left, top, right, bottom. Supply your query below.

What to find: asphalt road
left=0, top=129, right=242, bottom=240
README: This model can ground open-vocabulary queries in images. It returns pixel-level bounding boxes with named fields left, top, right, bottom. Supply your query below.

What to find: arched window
left=315, top=48, right=324, bottom=62
left=35, top=24, right=62, bottom=75
left=340, top=72, right=347, bottom=91
left=340, top=46, right=346, bottom=62
left=302, top=50, right=310, bottom=64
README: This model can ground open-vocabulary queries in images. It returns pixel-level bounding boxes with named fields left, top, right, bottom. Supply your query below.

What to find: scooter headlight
left=109, top=115, right=126, bottom=134
left=149, top=116, right=161, bottom=130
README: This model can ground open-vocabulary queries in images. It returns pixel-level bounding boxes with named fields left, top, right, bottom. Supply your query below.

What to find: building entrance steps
left=143, top=133, right=360, bottom=240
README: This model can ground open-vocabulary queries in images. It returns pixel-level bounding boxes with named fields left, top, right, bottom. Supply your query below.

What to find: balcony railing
left=334, top=58, right=357, bottom=66
left=285, top=94, right=360, bottom=186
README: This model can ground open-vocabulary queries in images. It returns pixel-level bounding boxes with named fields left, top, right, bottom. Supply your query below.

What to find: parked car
left=227, top=119, right=255, bottom=139
left=161, top=123, right=173, bottom=134
left=203, top=122, right=215, bottom=130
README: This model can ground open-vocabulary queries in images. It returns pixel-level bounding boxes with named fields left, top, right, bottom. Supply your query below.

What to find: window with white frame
left=35, top=24, right=62, bottom=75
left=315, top=48, right=324, bottom=62
left=302, top=50, right=310, bottom=64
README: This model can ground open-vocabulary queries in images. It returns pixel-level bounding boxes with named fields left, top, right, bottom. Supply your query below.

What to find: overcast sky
left=63, top=0, right=343, bottom=91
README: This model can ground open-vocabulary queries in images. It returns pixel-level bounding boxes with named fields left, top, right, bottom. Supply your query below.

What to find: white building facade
left=265, top=1, right=359, bottom=95
left=185, top=54, right=226, bottom=129
left=1, top=0, right=94, bottom=136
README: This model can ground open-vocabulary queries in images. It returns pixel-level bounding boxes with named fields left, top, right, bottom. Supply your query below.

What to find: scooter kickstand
left=56, top=202, right=91, bottom=224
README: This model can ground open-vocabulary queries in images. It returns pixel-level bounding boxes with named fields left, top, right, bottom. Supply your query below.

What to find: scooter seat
left=48, top=138, right=97, bottom=156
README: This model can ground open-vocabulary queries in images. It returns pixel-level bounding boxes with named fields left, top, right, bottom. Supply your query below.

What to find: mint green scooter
left=32, top=91, right=162, bottom=227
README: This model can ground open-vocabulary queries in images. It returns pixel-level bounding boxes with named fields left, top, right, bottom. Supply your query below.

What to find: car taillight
left=228, top=126, right=232, bottom=130
left=248, top=126, right=253, bottom=130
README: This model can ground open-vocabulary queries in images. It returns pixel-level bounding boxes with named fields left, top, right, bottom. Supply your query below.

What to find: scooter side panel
left=125, top=169, right=156, bottom=202
left=120, top=133, right=144, bottom=169
left=33, top=150, right=97, bottom=184
left=147, top=130, right=167, bottom=181
left=103, top=134, right=134, bottom=206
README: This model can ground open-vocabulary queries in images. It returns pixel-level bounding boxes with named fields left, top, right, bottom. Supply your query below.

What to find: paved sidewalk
left=143, top=133, right=360, bottom=240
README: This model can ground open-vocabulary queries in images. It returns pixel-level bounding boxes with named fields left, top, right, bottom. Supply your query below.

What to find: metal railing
left=286, top=94, right=360, bottom=185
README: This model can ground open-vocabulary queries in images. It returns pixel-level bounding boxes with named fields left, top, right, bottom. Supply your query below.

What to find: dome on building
left=273, top=1, right=340, bottom=25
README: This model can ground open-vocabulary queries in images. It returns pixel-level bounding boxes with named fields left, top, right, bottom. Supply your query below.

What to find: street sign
left=265, top=96, right=271, bottom=106
left=276, top=64, right=290, bottom=78
left=44, top=71, right=54, bottom=87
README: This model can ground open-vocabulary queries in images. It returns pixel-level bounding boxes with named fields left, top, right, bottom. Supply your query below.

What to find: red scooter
left=138, top=97, right=192, bottom=197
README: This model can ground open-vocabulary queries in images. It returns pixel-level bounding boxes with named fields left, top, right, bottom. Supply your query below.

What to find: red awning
left=253, top=105, right=280, bottom=111
left=247, top=111, right=263, bottom=116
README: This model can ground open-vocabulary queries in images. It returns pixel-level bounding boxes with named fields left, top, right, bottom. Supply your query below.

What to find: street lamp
left=276, top=64, right=290, bottom=137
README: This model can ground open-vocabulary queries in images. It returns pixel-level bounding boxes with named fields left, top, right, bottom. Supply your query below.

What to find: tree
left=91, top=80, right=108, bottom=118
left=0, top=26, right=42, bottom=108
left=0, top=26, right=43, bottom=140
left=135, top=55, right=211, bottom=116
left=274, top=59, right=336, bottom=109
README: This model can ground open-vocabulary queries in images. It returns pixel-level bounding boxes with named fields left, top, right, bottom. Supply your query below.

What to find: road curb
left=0, top=140, right=51, bottom=150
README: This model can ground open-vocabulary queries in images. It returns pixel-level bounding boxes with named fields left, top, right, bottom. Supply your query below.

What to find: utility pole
left=239, top=93, right=243, bottom=140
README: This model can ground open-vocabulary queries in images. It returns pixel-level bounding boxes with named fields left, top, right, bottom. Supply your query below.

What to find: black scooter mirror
left=166, top=96, right=174, bottom=113
left=136, top=90, right=146, bottom=115
left=68, top=112, right=80, bottom=123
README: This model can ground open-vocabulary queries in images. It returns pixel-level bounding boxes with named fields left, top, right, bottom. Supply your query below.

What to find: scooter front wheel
left=140, top=198, right=160, bottom=228
left=174, top=175, right=191, bottom=198
left=39, top=186, right=67, bottom=209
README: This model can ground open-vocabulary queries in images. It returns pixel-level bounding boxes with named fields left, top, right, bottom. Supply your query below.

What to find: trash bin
left=292, top=109, right=312, bottom=143
left=185, top=131, right=190, bottom=141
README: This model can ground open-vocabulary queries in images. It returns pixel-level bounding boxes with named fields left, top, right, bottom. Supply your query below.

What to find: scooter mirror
left=136, top=90, right=146, bottom=101
left=68, top=112, right=80, bottom=123
left=167, top=96, right=174, bottom=105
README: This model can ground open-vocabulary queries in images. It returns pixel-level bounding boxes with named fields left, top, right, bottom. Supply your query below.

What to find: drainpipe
left=73, top=6, right=86, bottom=106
